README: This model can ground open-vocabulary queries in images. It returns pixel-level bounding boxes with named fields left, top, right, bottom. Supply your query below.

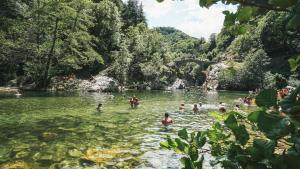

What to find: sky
left=125, top=0, right=236, bottom=39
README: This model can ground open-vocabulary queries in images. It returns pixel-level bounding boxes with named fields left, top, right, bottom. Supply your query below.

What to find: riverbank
left=0, top=87, right=19, bottom=93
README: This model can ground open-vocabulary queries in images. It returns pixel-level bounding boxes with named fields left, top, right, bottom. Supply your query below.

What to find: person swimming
left=193, top=104, right=199, bottom=113
left=199, top=102, right=202, bottom=107
left=96, top=103, right=102, bottom=111
left=219, top=102, right=226, bottom=113
left=179, top=103, right=185, bottom=111
left=133, top=96, right=139, bottom=108
left=129, top=96, right=140, bottom=108
left=162, top=113, right=173, bottom=126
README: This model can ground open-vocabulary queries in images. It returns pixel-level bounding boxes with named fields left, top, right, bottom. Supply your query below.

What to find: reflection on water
left=0, top=90, right=248, bottom=168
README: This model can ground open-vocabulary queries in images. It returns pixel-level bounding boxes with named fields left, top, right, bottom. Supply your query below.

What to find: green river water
left=0, top=90, right=249, bottom=169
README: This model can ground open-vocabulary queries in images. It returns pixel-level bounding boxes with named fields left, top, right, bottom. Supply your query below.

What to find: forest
left=1, top=0, right=299, bottom=91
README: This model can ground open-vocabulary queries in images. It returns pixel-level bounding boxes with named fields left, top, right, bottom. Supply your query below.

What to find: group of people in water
left=95, top=86, right=298, bottom=127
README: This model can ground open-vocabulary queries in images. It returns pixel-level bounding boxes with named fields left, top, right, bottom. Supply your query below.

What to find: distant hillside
left=155, top=27, right=206, bottom=57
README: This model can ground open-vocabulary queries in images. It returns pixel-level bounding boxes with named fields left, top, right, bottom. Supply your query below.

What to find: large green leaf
left=175, top=138, right=189, bottom=154
left=193, top=155, right=204, bottom=169
left=287, top=14, right=300, bottom=29
left=255, top=89, right=277, bottom=108
left=167, top=135, right=178, bottom=148
left=288, top=55, right=300, bottom=72
left=224, top=114, right=238, bottom=129
left=224, top=114, right=249, bottom=145
left=178, top=128, right=189, bottom=140
left=227, top=144, right=243, bottom=159
left=253, top=139, right=276, bottom=158
left=255, top=111, right=284, bottom=138
left=195, top=131, right=206, bottom=148
left=247, top=111, right=262, bottom=122
left=160, top=141, right=170, bottom=149
left=180, top=157, right=194, bottom=169
left=188, top=145, right=199, bottom=161
left=234, top=125, right=249, bottom=145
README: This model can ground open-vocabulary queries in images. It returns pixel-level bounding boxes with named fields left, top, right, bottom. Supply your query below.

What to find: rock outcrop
left=49, top=75, right=120, bottom=92
left=203, top=62, right=228, bottom=91
left=79, top=75, right=119, bottom=92
left=166, top=78, right=186, bottom=90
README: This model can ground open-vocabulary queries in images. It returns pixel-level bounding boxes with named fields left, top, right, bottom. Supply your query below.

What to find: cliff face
left=203, top=63, right=228, bottom=91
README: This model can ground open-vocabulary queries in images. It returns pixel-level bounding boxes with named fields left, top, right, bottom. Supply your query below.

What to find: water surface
left=0, top=90, right=248, bottom=168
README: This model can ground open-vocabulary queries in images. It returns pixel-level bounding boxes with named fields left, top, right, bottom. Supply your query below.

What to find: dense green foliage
left=161, top=87, right=300, bottom=169
left=1, top=0, right=299, bottom=91
left=0, top=0, right=209, bottom=89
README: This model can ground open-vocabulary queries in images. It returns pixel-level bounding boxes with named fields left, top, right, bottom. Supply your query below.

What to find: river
left=0, top=89, right=249, bottom=169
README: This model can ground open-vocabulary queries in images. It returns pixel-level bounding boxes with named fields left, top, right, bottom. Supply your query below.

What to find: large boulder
left=49, top=74, right=120, bottom=92
left=166, top=78, right=186, bottom=90
left=203, top=62, right=228, bottom=91
left=79, top=75, right=119, bottom=92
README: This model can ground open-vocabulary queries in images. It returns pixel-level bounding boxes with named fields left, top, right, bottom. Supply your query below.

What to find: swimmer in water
left=96, top=103, right=102, bottom=112
left=193, top=104, right=199, bottom=113
left=179, top=103, right=185, bottom=111
left=219, top=102, right=226, bottom=113
left=162, top=113, right=173, bottom=126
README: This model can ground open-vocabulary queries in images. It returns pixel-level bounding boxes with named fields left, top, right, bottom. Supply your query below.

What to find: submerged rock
left=0, top=147, right=10, bottom=163
left=68, top=149, right=82, bottom=158
left=136, top=150, right=180, bottom=169
left=15, top=151, right=30, bottom=159
left=41, top=132, right=58, bottom=141
left=0, top=160, right=35, bottom=169
left=82, top=148, right=122, bottom=163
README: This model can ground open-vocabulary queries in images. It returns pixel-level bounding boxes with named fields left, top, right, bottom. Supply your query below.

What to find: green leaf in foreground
left=287, top=14, right=300, bottom=29
left=255, top=89, right=277, bottom=108
left=224, top=114, right=238, bottom=129
left=178, top=128, right=189, bottom=140
left=253, top=139, right=276, bottom=158
left=288, top=55, right=300, bottom=72
left=224, top=114, right=249, bottom=145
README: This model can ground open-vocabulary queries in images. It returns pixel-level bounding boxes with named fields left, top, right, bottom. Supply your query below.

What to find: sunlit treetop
left=156, top=0, right=300, bottom=30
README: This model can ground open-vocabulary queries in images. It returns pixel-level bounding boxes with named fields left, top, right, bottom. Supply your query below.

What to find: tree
left=122, top=0, right=147, bottom=29
left=110, top=40, right=132, bottom=86
left=91, top=0, right=122, bottom=63
left=125, top=23, right=174, bottom=87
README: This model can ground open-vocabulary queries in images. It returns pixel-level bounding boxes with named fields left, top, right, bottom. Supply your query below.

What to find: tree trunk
left=43, top=17, right=59, bottom=90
